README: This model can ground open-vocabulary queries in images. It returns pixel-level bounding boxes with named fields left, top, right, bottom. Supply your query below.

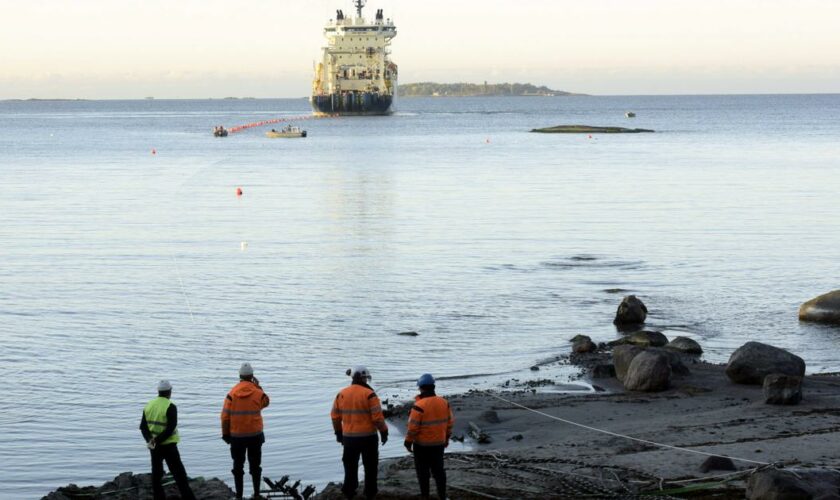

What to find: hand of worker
left=335, top=432, right=343, bottom=444
left=147, top=438, right=156, bottom=450
left=404, top=441, right=413, bottom=453
left=380, top=431, right=388, bottom=445
left=222, top=435, right=231, bottom=444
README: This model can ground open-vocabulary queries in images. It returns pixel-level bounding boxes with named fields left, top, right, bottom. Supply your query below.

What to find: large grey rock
left=648, top=347, right=691, bottom=376
left=623, top=351, right=671, bottom=392
left=725, top=342, right=805, bottom=385
left=613, top=295, right=647, bottom=325
left=571, top=335, right=596, bottom=353
left=764, top=373, right=803, bottom=405
left=799, top=290, right=840, bottom=325
left=665, top=336, right=703, bottom=354
left=747, top=467, right=840, bottom=499
left=613, top=344, right=644, bottom=382
left=626, top=330, right=668, bottom=347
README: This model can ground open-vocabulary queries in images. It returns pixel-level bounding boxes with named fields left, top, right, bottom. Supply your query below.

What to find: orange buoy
left=235, top=187, right=243, bottom=196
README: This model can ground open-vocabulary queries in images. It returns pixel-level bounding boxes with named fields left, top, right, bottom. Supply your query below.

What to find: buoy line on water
left=225, top=113, right=339, bottom=134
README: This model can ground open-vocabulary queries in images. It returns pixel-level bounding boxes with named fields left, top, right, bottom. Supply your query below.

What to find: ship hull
left=310, top=92, right=393, bottom=116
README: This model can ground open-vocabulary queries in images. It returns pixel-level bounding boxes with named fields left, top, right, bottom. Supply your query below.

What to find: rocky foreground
left=43, top=472, right=233, bottom=499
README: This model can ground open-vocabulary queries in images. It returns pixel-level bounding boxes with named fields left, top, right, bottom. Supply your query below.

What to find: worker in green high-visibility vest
left=140, top=380, right=197, bottom=500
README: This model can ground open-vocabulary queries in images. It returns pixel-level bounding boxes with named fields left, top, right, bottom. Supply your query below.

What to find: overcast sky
left=1, top=0, right=838, bottom=99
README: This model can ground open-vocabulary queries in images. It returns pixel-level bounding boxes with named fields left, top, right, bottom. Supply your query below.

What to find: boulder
left=665, top=336, right=703, bottom=354
left=747, top=468, right=840, bottom=499
left=648, top=347, right=691, bottom=376
left=763, top=373, right=803, bottom=405
left=799, top=290, right=840, bottom=324
left=725, top=342, right=805, bottom=385
left=572, top=335, right=596, bottom=353
left=623, top=351, right=671, bottom=392
left=613, top=345, right=644, bottom=382
left=626, top=330, right=668, bottom=347
left=613, top=295, right=648, bottom=325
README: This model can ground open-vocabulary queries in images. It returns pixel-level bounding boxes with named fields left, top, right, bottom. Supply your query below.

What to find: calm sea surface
left=1, top=95, right=839, bottom=497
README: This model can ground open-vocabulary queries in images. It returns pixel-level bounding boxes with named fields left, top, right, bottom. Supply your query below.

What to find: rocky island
left=398, top=82, right=579, bottom=97
left=532, top=125, right=655, bottom=133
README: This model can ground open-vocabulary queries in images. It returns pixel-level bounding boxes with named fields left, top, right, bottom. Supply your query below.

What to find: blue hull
left=311, top=92, right=393, bottom=116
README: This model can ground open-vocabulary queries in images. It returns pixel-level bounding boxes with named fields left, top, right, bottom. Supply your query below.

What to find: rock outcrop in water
left=725, top=342, right=805, bottom=385
left=531, top=125, right=655, bottom=133
left=665, top=336, right=703, bottom=354
left=43, top=472, right=233, bottom=500
left=799, top=290, right=840, bottom=324
left=613, top=295, right=648, bottom=325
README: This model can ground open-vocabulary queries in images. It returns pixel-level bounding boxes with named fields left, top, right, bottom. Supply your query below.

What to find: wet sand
left=318, top=355, right=840, bottom=499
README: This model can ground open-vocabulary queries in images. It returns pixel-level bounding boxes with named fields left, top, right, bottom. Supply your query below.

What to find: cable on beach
left=486, top=391, right=771, bottom=466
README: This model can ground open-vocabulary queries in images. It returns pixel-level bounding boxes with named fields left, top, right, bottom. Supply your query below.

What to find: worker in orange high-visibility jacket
left=404, top=373, right=454, bottom=500
left=331, top=365, right=389, bottom=500
left=222, top=363, right=270, bottom=500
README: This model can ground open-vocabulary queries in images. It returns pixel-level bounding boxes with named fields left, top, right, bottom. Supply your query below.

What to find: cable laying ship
left=311, top=0, right=397, bottom=116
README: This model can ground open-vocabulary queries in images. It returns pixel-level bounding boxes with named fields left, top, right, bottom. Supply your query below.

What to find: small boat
left=266, top=125, right=307, bottom=138
left=625, top=112, right=636, bottom=118
left=213, top=126, right=228, bottom=137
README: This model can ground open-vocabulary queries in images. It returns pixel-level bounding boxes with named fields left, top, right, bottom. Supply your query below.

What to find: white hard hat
left=239, top=363, right=254, bottom=377
left=349, top=365, right=371, bottom=380
left=157, top=380, right=172, bottom=392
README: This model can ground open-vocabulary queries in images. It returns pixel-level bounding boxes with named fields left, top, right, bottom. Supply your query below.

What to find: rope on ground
left=487, top=391, right=770, bottom=466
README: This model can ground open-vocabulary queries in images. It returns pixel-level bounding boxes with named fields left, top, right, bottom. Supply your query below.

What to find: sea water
left=1, top=94, right=839, bottom=497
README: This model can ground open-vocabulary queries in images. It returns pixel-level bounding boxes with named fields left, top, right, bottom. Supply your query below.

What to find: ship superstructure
left=311, top=0, right=397, bottom=115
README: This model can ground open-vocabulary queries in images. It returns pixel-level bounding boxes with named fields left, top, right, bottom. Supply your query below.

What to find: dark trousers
left=231, top=437, right=263, bottom=498
left=341, top=435, right=379, bottom=499
left=150, top=444, right=196, bottom=500
left=413, top=445, right=446, bottom=499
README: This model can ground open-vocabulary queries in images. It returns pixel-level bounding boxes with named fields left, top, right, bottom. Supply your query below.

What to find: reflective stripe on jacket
left=331, top=383, right=387, bottom=438
left=405, top=394, right=453, bottom=446
left=144, top=397, right=180, bottom=445
left=221, top=380, right=270, bottom=438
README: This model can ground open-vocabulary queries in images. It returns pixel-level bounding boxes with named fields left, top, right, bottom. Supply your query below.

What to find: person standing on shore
left=404, top=373, right=454, bottom=500
left=331, top=366, right=389, bottom=499
left=139, top=380, right=197, bottom=500
left=221, top=363, right=270, bottom=500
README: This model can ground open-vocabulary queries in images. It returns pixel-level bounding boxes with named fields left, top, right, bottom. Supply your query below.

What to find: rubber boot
left=232, top=471, right=244, bottom=499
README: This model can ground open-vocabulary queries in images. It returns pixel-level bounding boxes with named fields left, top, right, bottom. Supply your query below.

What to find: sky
left=1, top=0, right=838, bottom=98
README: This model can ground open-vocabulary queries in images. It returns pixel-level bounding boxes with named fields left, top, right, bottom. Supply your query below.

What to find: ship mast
left=354, top=0, right=365, bottom=17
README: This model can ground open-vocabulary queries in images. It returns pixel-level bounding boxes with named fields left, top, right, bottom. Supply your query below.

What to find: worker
left=331, top=366, right=389, bottom=499
left=221, top=363, right=270, bottom=500
left=139, top=380, right=196, bottom=500
left=404, top=373, right=454, bottom=500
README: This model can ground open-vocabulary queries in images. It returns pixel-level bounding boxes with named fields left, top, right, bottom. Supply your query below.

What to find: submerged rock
left=725, top=342, right=805, bottom=385
left=665, top=336, right=703, bottom=354
left=799, top=290, right=840, bottom=324
left=747, top=468, right=840, bottom=499
left=763, top=373, right=803, bottom=405
left=613, top=295, right=648, bottom=325
left=626, top=330, right=668, bottom=347
left=623, top=351, right=671, bottom=392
